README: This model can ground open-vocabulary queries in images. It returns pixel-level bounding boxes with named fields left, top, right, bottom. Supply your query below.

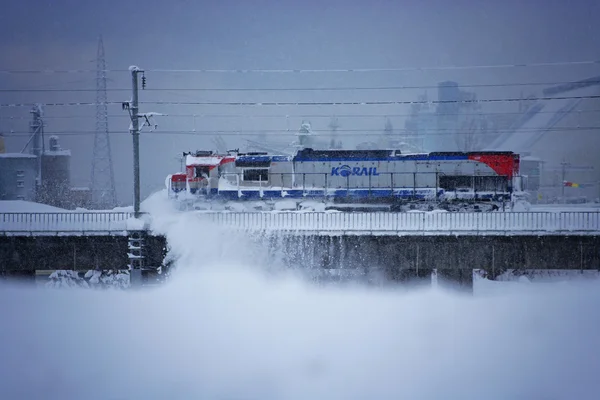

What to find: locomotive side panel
left=294, top=161, right=326, bottom=189
left=312, top=161, right=330, bottom=189
left=415, top=161, right=437, bottom=189
left=392, top=157, right=417, bottom=188
left=269, top=158, right=294, bottom=189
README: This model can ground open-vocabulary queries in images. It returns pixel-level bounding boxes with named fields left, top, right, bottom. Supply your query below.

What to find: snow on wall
left=45, top=270, right=130, bottom=289
left=0, top=212, right=144, bottom=235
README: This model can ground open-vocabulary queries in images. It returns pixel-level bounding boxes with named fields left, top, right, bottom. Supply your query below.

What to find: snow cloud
left=0, top=194, right=599, bottom=399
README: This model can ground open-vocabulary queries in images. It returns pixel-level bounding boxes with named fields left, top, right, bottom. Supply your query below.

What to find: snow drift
left=0, top=191, right=599, bottom=399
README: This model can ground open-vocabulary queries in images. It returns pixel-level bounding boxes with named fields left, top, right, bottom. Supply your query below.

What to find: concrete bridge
left=0, top=212, right=166, bottom=284
left=1, top=211, right=598, bottom=290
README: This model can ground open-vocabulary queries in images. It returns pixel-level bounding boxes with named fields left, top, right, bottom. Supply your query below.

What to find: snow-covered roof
left=521, top=155, right=543, bottom=162
left=44, top=149, right=71, bottom=156
left=0, top=153, right=36, bottom=159
left=0, top=200, right=69, bottom=212
left=186, top=155, right=223, bottom=166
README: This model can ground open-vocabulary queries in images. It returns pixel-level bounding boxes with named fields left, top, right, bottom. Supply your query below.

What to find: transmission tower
left=91, top=35, right=117, bottom=209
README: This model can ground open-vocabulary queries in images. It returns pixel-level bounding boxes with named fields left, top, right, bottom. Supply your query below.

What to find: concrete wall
left=2, top=233, right=597, bottom=291
left=0, top=235, right=167, bottom=272
left=261, top=234, right=600, bottom=277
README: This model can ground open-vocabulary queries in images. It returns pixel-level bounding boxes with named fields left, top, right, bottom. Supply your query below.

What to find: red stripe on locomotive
left=468, top=153, right=520, bottom=177
left=171, top=173, right=186, bottom=182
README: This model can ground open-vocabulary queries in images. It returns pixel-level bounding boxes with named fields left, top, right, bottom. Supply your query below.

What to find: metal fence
left=196, top=211, right=600, bottom=235
left=2, top=211, right=599, bottom=236
left=0, top=212, right=143, bottom=236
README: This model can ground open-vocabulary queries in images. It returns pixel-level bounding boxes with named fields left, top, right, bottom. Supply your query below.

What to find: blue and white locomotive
left=166, top=147, right=522, bottom=212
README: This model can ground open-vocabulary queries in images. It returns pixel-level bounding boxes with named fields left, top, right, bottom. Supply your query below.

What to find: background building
left=0, top=153, right=38, bottom=202
left=486, top=76, right=600, bottom=203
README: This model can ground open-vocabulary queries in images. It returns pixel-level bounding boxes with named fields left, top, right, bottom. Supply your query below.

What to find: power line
left=0, top=59, right=599, bottom=75
left=1, top=80, right=599, bottom=93
left=1, top=94, right=600, bottom=108
left=142, top=60, right=600, bottom=73
left=140, top=95, right=600, bottom=106
left=3, top=126, right=599, bottom=137
left=2, top=109, right=600, bottom=121
left=2, top=79, right=95, bottom=91
left=0, top=101, right=109, bottom=108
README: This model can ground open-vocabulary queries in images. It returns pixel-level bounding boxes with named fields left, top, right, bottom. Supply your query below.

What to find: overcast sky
left=1, top=0, right=599, bottom=203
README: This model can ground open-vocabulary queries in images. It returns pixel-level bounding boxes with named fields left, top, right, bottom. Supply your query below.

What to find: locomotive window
left=243, top=169, right=269, bottom=182
left=195, top=166, right=211, bottom=178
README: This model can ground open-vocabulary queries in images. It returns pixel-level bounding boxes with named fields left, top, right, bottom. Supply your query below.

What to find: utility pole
left=123, top=66, right=160, bottom=218
left=123, top=66, right=145, bottom=218
left=131, top=67, right=141, bottom=218
left=122, top=66, right=163, bottom=287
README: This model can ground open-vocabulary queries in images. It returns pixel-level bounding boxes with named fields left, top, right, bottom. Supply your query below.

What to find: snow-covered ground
left=530, top=202, right=600, bottom=212
left=0, top=200, right=70, bottom=213
left=0, top=191, right=599, bottom=399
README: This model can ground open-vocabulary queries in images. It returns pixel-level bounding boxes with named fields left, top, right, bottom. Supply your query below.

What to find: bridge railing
left=197, top=211, right=600, bottom=235
left=0, top=212, right=142, bottom=235
left=1, top=211, right=599, bottom=236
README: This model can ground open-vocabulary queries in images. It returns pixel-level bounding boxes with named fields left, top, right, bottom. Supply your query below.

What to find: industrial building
left=486, top=76, right=600, bottom=203
left=37, top=136, right=75, bottom=209
left=0, top=153, right=38, bottom=202
left=0, top=115, right=91, bottom=209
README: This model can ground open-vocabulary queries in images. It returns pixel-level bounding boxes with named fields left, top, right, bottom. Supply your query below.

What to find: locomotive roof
left=234, top=154, right=291, bottom=168
left=235, top=154, right=291, bottom=162
left=295, top=148, right=396, bottom=159
left=293, top=148, right=516, bottom=161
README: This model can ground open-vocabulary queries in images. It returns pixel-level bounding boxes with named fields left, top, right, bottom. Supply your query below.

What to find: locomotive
left=166, top=147, right=523, bottom=212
